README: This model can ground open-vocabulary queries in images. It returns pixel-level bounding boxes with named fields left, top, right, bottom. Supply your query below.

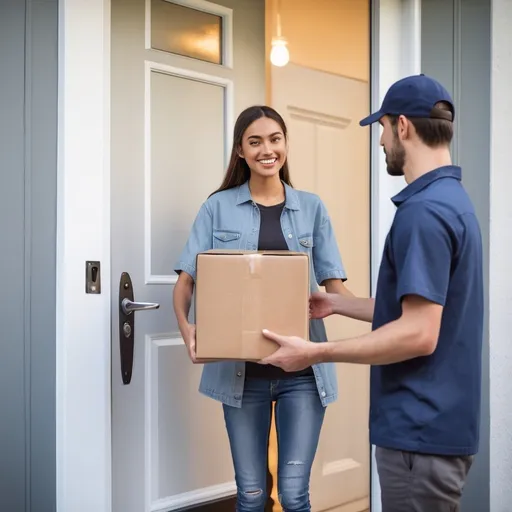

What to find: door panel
left=111, top=1, right=265, bottom=511
left=271, top=63, right=370, bottom=512
left=148, top=69, right=226, bottom=279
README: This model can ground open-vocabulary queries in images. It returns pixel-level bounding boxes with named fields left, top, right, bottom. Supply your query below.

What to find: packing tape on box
left=245, top=252, right=263, bottom=275
left=241, top=253, right=264, bottom=359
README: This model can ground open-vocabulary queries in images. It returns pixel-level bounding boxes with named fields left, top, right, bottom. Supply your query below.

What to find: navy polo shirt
left=370, top=166, right=483, bottom=456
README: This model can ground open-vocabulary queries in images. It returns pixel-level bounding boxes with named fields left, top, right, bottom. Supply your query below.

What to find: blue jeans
left=223, top=376, right=325, bottom=512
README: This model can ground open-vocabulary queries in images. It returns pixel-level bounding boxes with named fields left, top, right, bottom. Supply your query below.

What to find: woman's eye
left=249, top=141, right=259, bottom=146
left=272, top=138, right=281, bottom=143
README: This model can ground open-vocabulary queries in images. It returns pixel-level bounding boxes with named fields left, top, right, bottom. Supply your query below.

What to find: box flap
left=201, top=249, right=307, bottom=257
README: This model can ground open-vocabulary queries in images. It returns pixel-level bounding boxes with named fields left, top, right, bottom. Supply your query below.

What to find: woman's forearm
left=173, top=273, right=194, bottom=332
left=333, top=295, right=374, bottom=323
left=324, top=278, right=354, bottom=296
left=322, top=279, right=374, bottom=322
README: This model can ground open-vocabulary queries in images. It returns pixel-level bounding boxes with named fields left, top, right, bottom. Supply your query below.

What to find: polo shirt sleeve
left=392, top=203, right=453, bottom=306
left=312, top=199, right=347, bottom=285
left=174, top=202, right=213, bottom=281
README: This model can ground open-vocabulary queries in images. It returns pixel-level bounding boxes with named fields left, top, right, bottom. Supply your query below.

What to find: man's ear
left=397, top=115, right=411, bottom=140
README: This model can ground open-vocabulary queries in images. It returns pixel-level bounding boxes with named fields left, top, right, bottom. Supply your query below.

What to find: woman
left=173, top=105, right=352, bottom=512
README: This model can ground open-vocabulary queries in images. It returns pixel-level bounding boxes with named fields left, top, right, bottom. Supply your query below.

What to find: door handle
left=121, top=298, right=159, bottom=315
left=118, top=272, right=160, bottom=385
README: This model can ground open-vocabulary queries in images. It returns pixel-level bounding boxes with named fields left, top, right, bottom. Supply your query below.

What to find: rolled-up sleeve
left=174, top=203, right=213, bottom=281
left=312, top=199, right=347, bottom=285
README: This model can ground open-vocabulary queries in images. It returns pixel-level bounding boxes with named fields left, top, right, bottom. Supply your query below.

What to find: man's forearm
left=332, top=295, right=375, bottom=323
left=316, top=317, right=433, bottom=365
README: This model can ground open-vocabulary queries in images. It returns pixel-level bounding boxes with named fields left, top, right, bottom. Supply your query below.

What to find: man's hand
left=309, top=292, right=336, bottom=319
left=183, top=323, right=198, bottom=363
left=260, top=330, right=321, bottom=371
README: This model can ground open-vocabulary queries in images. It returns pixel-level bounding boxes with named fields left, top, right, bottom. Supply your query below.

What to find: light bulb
left=270, top=37, right=290, bottom=67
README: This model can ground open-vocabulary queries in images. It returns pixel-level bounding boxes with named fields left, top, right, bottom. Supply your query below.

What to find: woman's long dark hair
left=210, top=105, right=293, bottom=196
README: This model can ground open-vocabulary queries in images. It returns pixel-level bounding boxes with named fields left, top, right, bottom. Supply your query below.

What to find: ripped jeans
left=223, top=376, right=325, bottom=512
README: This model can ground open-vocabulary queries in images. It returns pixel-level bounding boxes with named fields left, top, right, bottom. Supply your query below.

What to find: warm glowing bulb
left=270, top=38, right=289, bottom=67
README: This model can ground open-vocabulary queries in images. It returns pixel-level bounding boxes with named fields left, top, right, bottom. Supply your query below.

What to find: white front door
left=110, top=1, right=265, bottom=510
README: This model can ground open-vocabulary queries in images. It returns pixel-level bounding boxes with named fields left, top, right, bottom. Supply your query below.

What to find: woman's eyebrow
left=247, top=131, right=283, bottom=140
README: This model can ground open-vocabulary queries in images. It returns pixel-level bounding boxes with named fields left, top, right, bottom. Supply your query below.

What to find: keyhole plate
left=86, top=261, right=101, bottom=294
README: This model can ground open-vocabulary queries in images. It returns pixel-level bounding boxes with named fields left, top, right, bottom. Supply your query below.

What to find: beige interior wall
left=265, top=0, right=369, bottom=97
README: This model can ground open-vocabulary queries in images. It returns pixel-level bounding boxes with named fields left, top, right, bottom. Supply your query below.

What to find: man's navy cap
left=359, top=74, right=455, bottom=126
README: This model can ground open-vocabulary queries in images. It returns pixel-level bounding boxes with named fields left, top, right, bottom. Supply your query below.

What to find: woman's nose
left=262, top=142, right=272, bottom=154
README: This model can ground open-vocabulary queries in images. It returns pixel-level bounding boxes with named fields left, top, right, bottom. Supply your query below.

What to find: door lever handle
left=118, top=272, right=160, bottom=385
left=121, top=298, right=160, bottom=315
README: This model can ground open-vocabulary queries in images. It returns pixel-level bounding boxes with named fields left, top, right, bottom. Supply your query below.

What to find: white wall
left=370, top=1, right=421, bottom=511
left=490, top=0, right=512, bottom=509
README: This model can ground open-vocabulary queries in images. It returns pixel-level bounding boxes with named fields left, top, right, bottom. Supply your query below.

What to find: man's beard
left=385, top=138, right=406, bottom=176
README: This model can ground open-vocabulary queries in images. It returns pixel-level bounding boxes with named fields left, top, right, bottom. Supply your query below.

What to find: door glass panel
left=151, top=0, right=223, bottom=65
left=150, top=70, right=225, bottom=278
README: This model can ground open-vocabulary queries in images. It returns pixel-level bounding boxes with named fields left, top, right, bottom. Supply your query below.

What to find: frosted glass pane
left=151, top=0, right=223, bottom=65
left=149, top=70, right=225, bottom=277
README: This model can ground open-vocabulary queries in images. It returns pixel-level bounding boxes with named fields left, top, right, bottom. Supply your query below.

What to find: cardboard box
left=195, top=250, right=310, bottom=360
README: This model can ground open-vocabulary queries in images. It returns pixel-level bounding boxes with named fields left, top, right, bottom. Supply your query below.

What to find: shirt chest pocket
left=298, top=234, right=315, bottom=251
left=213, top=229, right=242, bottom=249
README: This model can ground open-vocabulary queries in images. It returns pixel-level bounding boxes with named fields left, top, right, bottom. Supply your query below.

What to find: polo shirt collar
left=391, top=165, right=462, bottom=206
left=236, top=180, right=300, bottom=210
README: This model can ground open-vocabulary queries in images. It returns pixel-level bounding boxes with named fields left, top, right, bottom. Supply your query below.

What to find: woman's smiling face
left=239, top=116, right=288, bottom=179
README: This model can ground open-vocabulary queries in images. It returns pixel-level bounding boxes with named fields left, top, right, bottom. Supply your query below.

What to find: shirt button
left=234, top=394, right=241, bottom=400
left=288, top=233, right=293, bottom=239
left=237, top=372, right=242, bottom=377
left=321, top=391, right=326, bottom=398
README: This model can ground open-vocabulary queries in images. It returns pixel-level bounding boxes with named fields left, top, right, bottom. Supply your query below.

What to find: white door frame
left=55, top=1, right=420, bottom=511
left=56, top=0, right=112, bottom=511
left=369, top=1, right=421, bottom=510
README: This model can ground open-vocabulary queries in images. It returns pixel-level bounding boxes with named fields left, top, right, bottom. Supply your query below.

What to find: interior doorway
left=265, top=1, right=371, bottom=511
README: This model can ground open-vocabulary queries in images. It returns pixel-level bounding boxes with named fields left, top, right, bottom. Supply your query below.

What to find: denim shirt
left=174, top=181, right=346, bottom=408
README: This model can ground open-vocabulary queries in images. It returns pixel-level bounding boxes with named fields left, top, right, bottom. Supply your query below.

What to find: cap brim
left=359, top=110, right=384, bottom=126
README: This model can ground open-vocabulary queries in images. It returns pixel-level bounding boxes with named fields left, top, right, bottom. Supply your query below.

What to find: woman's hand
left=183, top=323, right=198, bottom=363
left=309, top=292, right=336, bottom=319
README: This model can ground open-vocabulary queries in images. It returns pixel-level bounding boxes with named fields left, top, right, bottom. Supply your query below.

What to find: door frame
left=369, top=0, right=421, bottom=509
left=56, top=1, right=112, bottom=511
left=55, top=1, right=420, bottom=511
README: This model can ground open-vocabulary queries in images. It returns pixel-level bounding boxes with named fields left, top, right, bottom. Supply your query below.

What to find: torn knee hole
left=243, top=489, right=263, bottom=496
left=286, top=460, right=305, bottom=466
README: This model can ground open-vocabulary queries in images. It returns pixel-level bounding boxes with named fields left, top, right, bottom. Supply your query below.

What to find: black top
left=245, top=201, right=314, bottom=380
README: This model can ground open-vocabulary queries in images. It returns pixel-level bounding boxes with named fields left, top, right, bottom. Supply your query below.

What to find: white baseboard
left=150, top=481, right=237, bottom=511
